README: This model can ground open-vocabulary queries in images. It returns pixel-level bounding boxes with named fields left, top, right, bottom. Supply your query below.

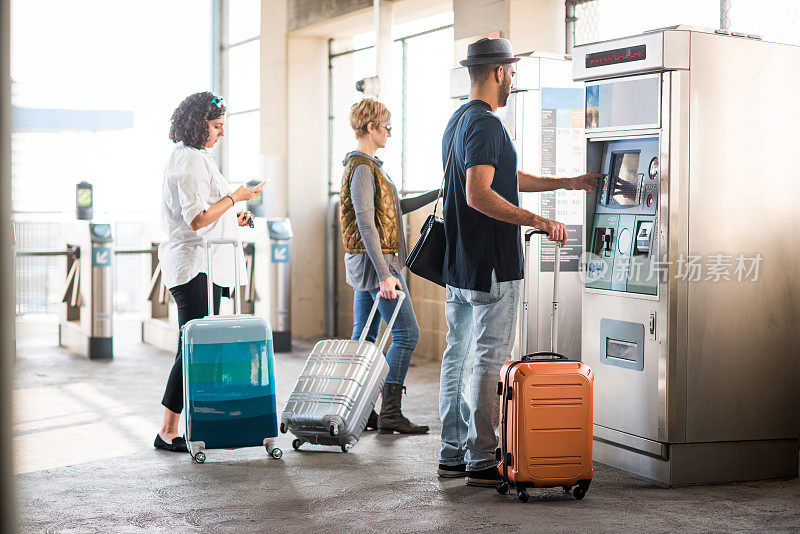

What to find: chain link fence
left=571, top=0, right=599, bottom=48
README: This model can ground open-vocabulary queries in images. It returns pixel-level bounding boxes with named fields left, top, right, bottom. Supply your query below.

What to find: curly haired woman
left=340, top=98, right=438, bottom=434
left=154, top=91, right=261, bottom=452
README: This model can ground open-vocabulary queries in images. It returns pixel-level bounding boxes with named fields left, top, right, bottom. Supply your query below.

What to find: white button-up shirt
left=158, top=143, right=245, bottom=289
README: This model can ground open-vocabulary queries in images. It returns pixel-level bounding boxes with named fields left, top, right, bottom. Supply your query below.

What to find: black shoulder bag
left=406, top=103, right=480, bottom=287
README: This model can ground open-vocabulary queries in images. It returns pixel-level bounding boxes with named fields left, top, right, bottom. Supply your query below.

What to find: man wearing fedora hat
left=437, top=37, right=601, bottom=487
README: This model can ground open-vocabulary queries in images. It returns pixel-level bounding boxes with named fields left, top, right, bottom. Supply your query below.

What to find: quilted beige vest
left=339, top=155, right=399, bottom=254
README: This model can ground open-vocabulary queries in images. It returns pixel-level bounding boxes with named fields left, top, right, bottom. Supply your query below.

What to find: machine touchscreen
left=608, top=152, right=640, bottom=206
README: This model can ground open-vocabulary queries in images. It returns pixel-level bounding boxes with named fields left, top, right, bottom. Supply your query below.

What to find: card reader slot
left=633, top=220, right=654, bottom=257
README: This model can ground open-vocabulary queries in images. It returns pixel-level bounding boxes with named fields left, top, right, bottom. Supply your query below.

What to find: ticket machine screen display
left=586, top=137, right=659, bottom=296
left=609, top=152, right=640, bottom=206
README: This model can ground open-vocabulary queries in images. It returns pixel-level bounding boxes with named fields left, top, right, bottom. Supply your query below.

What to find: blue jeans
left=351, top=270, right=420, bottom=385
left=439, top=272, right=520, bottom=471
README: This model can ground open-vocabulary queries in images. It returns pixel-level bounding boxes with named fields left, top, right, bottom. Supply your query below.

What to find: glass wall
left=11, top=0, right=213, bottom=315
left=403, top=27, right=454, bottom=192
left=10, top=0, right=213, bottom=217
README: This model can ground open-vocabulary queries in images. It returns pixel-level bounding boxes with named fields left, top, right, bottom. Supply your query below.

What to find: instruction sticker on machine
left=271, top=244, right=290, bottom=263
left=539, top=87, right=585, bottom=272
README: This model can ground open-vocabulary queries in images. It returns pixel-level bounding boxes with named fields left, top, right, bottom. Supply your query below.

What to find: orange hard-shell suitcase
left=496, top=230, right=594, bottom=502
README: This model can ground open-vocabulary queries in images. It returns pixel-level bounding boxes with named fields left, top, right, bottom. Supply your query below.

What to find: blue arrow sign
left=271, top=244, right=290, bottom=263
left=92, top=247, right=112, bottom=267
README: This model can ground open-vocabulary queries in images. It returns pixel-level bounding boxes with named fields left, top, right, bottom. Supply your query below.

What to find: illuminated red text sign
left=586, top=45, right=647, bottom=68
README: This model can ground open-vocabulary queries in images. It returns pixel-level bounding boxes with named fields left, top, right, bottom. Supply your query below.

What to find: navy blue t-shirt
left=441, top=99, right=522, bottom=292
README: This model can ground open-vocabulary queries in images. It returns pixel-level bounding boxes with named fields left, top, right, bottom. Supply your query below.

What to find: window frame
left=213, top=0, right=260, bottom=181
left=327, top=23, right=454, bottom=198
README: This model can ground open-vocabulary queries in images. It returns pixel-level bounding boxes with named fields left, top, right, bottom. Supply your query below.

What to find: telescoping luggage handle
left=358, top=291, right=406, bottom=353
left=521, top=229, right=563, bottom=355
left=205, top=238, right=242, bottom=317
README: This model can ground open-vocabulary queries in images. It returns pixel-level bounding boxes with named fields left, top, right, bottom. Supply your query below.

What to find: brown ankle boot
left=377, top=383, right=429, bottom=435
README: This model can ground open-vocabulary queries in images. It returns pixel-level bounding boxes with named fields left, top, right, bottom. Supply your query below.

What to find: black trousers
left=161, top=273, right=224, bottom=414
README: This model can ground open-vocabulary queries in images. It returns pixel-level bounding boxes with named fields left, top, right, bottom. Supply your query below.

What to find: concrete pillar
left=262, top=2, right=330, bottom=339
left=453, top=0, right=565, bottom=64
left=0, top=0, right=15, bottom=528
left=261, top=0, right=289, bottom=217
left=286, top=36, right=329, bottom=338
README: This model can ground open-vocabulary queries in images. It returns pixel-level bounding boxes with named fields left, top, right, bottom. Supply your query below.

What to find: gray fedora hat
left=460, top=37, right=520, bottom=67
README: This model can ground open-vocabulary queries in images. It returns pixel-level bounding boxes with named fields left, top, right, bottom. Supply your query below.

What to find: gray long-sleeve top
left=343, top=151, right=439, bottom=291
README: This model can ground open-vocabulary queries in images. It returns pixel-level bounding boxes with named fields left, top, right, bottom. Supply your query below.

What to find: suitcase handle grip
left=359, top=290, right=406, bottom=353
left=525, top=229, right=548, bottom=241
left=521, top=351, right=569, bottom=362
left=205, top=238, right=242, bottom=316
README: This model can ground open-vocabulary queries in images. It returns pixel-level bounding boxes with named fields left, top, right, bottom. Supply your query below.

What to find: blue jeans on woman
left=351, top=269, right=420, bottom=385
left=439, top=271, right=520, bottom=471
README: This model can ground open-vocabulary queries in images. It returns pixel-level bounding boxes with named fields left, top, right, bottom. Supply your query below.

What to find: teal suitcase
left=182, top=238, right=282, bottom=463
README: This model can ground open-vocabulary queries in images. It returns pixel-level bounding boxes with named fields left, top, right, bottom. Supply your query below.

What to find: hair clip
left=212, top=96, right=224, bottom=108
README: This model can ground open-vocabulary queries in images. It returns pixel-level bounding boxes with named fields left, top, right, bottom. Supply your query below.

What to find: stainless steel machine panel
left=583, top=291, right=662, bottom=441
left=572, top=28, right=691, bottom=82
left=684, top=32, right=800, bottom=443
left=577, top=27, right=800, bottom=485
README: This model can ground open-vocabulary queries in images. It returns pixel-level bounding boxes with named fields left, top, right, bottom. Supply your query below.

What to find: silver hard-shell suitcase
left=279, top=291, right=405, bottom=452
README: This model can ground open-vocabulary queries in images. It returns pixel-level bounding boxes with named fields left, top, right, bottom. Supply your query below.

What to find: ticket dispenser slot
left=593, top=227, right=614, bottom=257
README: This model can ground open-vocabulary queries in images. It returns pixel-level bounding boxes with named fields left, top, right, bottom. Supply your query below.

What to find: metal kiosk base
left=594, top=426, right=799, bottom=486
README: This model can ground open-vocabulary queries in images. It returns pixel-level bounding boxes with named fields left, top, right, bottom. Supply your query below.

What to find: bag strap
left=433, top=101, right=490, bottom=217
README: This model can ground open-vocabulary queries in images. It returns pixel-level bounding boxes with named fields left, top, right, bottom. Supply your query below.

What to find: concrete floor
left=12, top=317, right=800, bottom=533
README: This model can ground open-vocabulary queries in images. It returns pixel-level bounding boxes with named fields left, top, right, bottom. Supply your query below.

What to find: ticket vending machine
left=573, top=26, right=800, bottom=485
left=451, top=54, right=586, bottom=357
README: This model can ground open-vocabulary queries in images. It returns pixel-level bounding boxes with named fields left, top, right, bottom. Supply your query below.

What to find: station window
left=328, top=14, right=454, bottom=196
left=216, top=0, right=261, bottom=184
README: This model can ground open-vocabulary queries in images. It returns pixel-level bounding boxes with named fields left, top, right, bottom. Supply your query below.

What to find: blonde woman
left=339, top=98, right=437, bottom=434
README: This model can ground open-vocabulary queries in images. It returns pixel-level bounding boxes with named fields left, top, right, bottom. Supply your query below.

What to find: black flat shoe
left=154, top=434, right=189, bottom=453
left=170, top=436, right=189, bottom=453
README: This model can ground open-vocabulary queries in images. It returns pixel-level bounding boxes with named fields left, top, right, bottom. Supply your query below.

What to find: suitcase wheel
left=193, top=452, right=206, bottom=464
left=340, top=443, right=352, bottom=453
left=496, top=481, right=509, bottom=495
left=267, top=445, right=283, bottom=459
left=517, top=489, right=529, bottom=503
left=292, top=439, right=304, bottom=451
left=572, top=482, right=589, bottom=500
left=280, top=422, right=287, bottom=434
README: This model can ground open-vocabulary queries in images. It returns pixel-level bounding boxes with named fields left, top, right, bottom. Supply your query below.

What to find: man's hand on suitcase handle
left=528, top=214, right=567, bottom=246
left=380, top=275, right=403, bottom=299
